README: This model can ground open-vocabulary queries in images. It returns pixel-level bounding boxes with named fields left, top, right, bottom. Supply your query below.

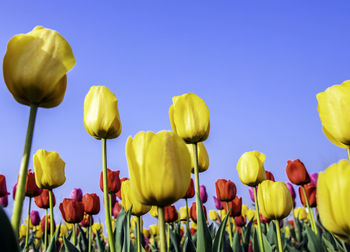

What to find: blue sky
left=0, top=1, right=349, bottom=227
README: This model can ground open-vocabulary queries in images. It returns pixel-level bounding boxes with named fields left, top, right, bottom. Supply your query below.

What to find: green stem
left=185, top=199, right=189, bottom=232
left=301, top=186, right=318, bottom=234
left=49, top=189, right=54, bottom=241
left=73, top=224, right=76, bottom=246
left=192, top=142, right=201, bottom=223
left=44, top=209, right=48, bottom=251
left=102, top=138, right=115, bottom=252
left=25, top=197, right=32, bottom=248
left=88, top=215, right=92, bottom=252
left=292, top=206, right=301, bottom=242
left=158, top=207, right=166, bottom=252
left=137, top=216, right=141, bottom=252
left=253, top=186, right=265, bottom=252
left=225, top=202, right=233, bottom=248
left=167, top=224, right=170, bottom=252
left=274, top=220, right=283, bottom=252
left=11, top=105, right=38, bottom=235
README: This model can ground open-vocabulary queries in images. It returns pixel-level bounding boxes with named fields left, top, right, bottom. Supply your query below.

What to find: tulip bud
left=22, top=169, right=42, bottom=197
left=83, top=86, right=122, bottom=139
left=265, top=170, right=275, bottom=181
left=33, top=149, right=66, bottom=189
left=19, top=224, right=27, bottom=240
left=183, top=179, right=195, bottom=199
left=40, top=215, right=56, bottom=233
left=286, top=182, right=296, bottom=207
left=213, top=196, right=223, bottom=210
left=82, top=193, right=100, bottom=215
left=235, top=216, right=246, bottom=227
left=34, top=189, right=55, bottom=209
left=209, top=210, right=219, bottom=221
left=316, top=80, right=350, bottom=148
left=248, top=187, right=255, bottom=202
left=3, top=26, right=76, bottom=108
left=299, top=184, right=317, bottom=208
left=0, top=175, right=8, bottom=197
left=164, top=205, right=178, bottom=223
left=286, top=159, right=310, bottom=185
left=99, top=169, right=121, bottom=194
left=70, top=188, right=83, bottom=201
left=215, top=179, right=236, bottom=202
left=116, top=177, right=129, bottom=200
left=113, top=203, right=122, bottom=218
left=294, top=207, right=308, bottom=221
left=127, top=131, right=191, bottom=207
left=223, top=196, right=242, bottom=217
left=236, top=151, right=266, bottom=187
left=310, top=173, right=318, bottom=186
left=30, top=210, right=40, bottom=226
left=169, top=92, right=210, bottom=143
left=246, top=208, right=256, bottom=222
left=199, top=185, right=208, bottom=203
left=80, top=213, right=93, bottom=227
left=59, top=198, right=84, bottom=223
left=190, top=202, right=207, bottom=223
left=179, top=206, right=189, bottom=221
left=121, top=180, right=151, bottom=216
left=0, top=193, right=9, bottom=207
left=257, top=180, right=293, bottom=220
left=186, top=142, right=209, bottom=173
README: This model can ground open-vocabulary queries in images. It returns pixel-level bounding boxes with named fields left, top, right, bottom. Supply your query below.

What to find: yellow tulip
left=121, top=180, right=151, bottom=216
left=149, top=206, right=158, bottom=218
left=236, top=151, right=266, bottom=187
left=92, top=223, right=103, bottom=234
left=126, top=131, right=191, bottom=206
left=19, top=224, right=27, bottom=239
left=143, top=228, right=150, bottom=238
left=35, top=228, right=43, bottom=239
left=246, top=209, right=256, bottom=222
left=130, top=216, right=141, bottom=231
left=186, top=142, right=209, bottom=173
left=60, top=225, right=67, bottom=237
left=294, top=208, right=308, bottom=221
left=169, top=93, right=210, bottom=143
left=3, top=26, right=75, bottom=108
left=241, top=204, right=249, bottom=218
left=317, top=159, right=350, bottom=241
left=258, top=180, right=293, bottom=220
left=209, top=210, right=218, bottom=221
left=33, top=149, right=65, bottom=189
left=179, top=206, right=190, bottom=221
left=190, top=222, right=197, bottom=229
left=285, top=226, right=291, bottom=238
left=65, top=222, right=74, bottom=231
left=316, top=81, right=350, bottom=148
left=149, top=224, right=159, bottom=236
left=83, top=86, right=122, bottom=140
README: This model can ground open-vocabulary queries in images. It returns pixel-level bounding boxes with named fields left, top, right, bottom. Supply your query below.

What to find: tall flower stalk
left=253, top=187, right=265, bottom=252
left=49, top=190, right=54, bottom=241
left=301, top=186, right=317, bottom=234
left=25, top=197, right=32, bottom=248
left=158, top=207, right=166, bottom=252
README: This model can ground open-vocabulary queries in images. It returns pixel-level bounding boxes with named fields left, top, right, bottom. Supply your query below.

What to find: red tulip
left=190, top=202, right=207, bottom=223
left=113, top=202, right=123, bottom=218
left=265, top=170, right=275, bottom=181
left=183, top=179, right=195, bottom=199
left=215, top=179, right=236, bottom=202
left=59, top=198, right=84, bottom=223
left=80, top=213, right=94, bottom=227
left=164, top=205, right=178, bottom=223
left=223, top=196, right=242, bottom=217
left=40, top=215, right=56, bottom=233
left=34, top=189, right=55, bottom=209
left=286, top=159, right=310, bottom=185
left=99, top=168, right=121, bottom=193
left=116, top=177, right=129, bottom=200
left=299, top=184, right=317, bottom=208
left=234, top=216, right=246, bottom=227
left=0, top=175, right=8, bottom=197
left=82, top=193, right=100, bottom=215
left=24, top=169, right=41, bottom=197
left=0, top=193, right=9, bottom=207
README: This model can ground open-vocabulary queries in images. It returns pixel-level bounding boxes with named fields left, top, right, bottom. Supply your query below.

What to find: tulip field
left=1, top=23, right=350, bottom=252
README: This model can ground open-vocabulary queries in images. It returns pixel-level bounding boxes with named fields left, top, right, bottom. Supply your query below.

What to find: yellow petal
left=236, top=151, right=266, bottom=187
left=187, top=142, right=209, bottom=173
left=121, top=180, right=151, bottom=216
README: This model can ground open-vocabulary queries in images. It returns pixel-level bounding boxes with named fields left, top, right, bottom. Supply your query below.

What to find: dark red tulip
left=286, top=159, right=310, bottom=185
left=200, top=185, right=208, bottom=203
left=265, top=170, right=275, bottom=181
left=40, top=215, right=56, bottom=233
left=116, top=177, right=129, bottom=200
left=0, top=193, right=9, bottom=207
left=299, top=184, right=317, bottom=208
left=164, top=205, right=178, bottom=223
left=30, top=210, right=40, bottom=226
left=113, top=203, right=123, bottom=218
left=215, top=179, right=236, bottom=202
left=99, top=169, right=121, bottom=193
left=24, top=170, right=41, bottom=197
left=59, top=198, right=84, bottom=223
left=190, top=202, right=207, bottom=223
left=34, top=189, right=55, bottom=209
left=80, top=213, right=94, bottom=227
left=0, top=175, right=8, bottom=197
left=223, top=196, right=242, bottom=217
left=234, top=216, right=246, bottom=227
left=183, top=179, right=195, bottom=199
left=82, top=193, right=100, bottom=215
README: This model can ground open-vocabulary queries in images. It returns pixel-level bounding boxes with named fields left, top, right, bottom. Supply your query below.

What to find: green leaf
left=252, top=229, right=259, bottom=252
left=212, top=210, right=229, bottom=252
left=63, top=236, right=80, bottom=252
left=0, top=206, right=19, bottom=252
left=115, top=208, right=127, bottom=252
left=182, top=228, right=195, bottom=252
left=232, top=230, right=242, bottom=252
left=169, top=225, right=180, bottom=252
left=262, top=232, right=274, bottom=252
left=77, top=225, right=87, bottom=252
left=266, top=221, right=276, bottom=245
left=96, top=231, right=105, bottom=252
left=194, top=197, right=212, bottom=251
left=305, top=225, right=326, bottom=252
left=47, top=224, right=61, bottom=252
left=242, top=217, right=254, bottom=251
left=122, top=207, right=132, bottom=252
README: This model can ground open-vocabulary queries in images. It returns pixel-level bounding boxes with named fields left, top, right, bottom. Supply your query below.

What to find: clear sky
left=0, top=1, right=349, bottom=227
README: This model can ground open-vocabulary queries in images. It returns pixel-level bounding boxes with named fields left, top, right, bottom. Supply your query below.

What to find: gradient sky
left=0, top=1, right=349, bottom=228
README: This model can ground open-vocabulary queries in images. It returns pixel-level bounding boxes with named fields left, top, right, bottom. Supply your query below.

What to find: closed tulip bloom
left=294, top=208, right=308, bottom=221
left=24, top=170, right=42, bottom=197
left=113, top=202, right=122, bottom=218
left=209, top=210, right=219, bottom=221
left=83, top=86, right=122, bottom=139
left=248, top=187, right=255, bottom=202
left=190, top=202, right=207, bottom=223
left=0, top=175, right=8, bottom=197
left=200, top=185, right=208, bottom=203
left=70, top=188, right=83, bottom=201
left=285, top=182, right=296, bottom=200
left=126, top=131, right=191, bottom=206
left=215, top=179, right=236, bottom=202
left=19, top=224, right=27, bottom=240
left=246, top=208, right=256, bottom=222
left=169, top=92, right=210, bottom=143
left=99, top=168, right=121, bottom=193
left=3, top=26, right=76, bottom=108
left=237, top=151, right=266, bottom=187
left=258, top=180, right=293, bottom=220
left=0, top=193, right=9, bottom=207
left=183, top=178, right=195, bottom=199
left=213, top=196, right=223, bottom=210
left=121, top=180, right=151, bottom=216
left=223, top=196, right=242, bottom=217
left=299, top=184, right=317, bottom=208
left=59, top=198, right=84, bottom=223
left=116, top=177, right=129, bottom=200
left=310, top=173, right=318, bottom=186
left=265, top=170, right=275, bottom=181
left=80, top=213, right=93, bottom=227
left=316, top=80, right=350, bottom=148
left=186, top=142, right=209, bottom=173
left=179, top=206, right=189, bottom=221
left=241, top=204, right=248, bottom=217
left=40, top=215, right=55, bottom=233
left=33, top=149, right=66, bottom=189
left=286, top=159, right=310, bottom=185
left=164, top=205, right=178, bottom=223
left=235, top=216, right=246, bottom=227
left=82, top=193, right=100, bottom=215
left=149, top=225, right=159, bottom=236
left=30, top=210, right=40, bottom=226
left=34, top=189, right=55, bottom=209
